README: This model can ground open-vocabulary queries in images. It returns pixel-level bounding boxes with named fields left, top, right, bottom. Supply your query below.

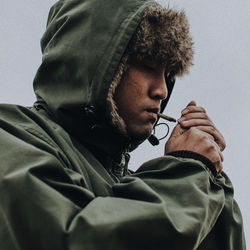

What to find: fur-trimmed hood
left=33, top=0, right=193, bottom=156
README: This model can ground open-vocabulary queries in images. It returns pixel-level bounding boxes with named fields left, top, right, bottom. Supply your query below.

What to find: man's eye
left=142, top=63, right=155, bottom=71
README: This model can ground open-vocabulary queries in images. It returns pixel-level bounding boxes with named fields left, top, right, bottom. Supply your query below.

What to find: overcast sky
left=1, top=0, right=249, bottom=245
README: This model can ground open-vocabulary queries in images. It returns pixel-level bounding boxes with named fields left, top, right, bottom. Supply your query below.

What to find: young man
left=0, top=0, right=245, bottom=249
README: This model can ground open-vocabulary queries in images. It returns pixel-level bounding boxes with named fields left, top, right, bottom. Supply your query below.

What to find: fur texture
left=107, top=5, right=194, bottom=133
left=106, top=54, right=129, bottom=134
left=128, top=6, right=194, bottom=76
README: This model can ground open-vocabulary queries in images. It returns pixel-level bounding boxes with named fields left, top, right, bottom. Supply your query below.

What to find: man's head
left=107, top=5, right=194, bottom=141
left=114, top=57, right=168, bottom=141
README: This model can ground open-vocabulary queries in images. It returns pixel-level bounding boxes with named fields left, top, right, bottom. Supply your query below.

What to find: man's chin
left=128, top=127, right=153, bottom=142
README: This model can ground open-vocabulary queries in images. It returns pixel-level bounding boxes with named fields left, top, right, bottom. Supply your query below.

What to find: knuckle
left=207, top=143, right=216, bottom=151
left=221, top=154, right=224, bottom=162
left=182, top=107, right=190, bottom=113
left=214, top=155, right=221, bottom=164
left=211, top=154, right=221, bottom=167
left=208, top=126, right=216, bottom=134
left=203, top=113, right=209, bottom=119
left=219, top=141, right=226, bottom=151
left=200, top=107, right=206, bottom=113
left=201, top=134, right=209, bottom=141
left=207, top=120, right=214, bottom=126
left=189, top=127, right=195, bottom=132
left=214, top=162, right=223, bottom=173
left=208, top=139, right=220, bottom=151
left=189, top=127, right=199, bottom=134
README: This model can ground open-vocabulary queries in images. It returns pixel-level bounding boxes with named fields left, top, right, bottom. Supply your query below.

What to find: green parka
left=0, top=0, right=245, bottom=249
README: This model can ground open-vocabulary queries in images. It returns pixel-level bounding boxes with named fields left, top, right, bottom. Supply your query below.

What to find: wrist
left=166, top=150, right=218, bottom=177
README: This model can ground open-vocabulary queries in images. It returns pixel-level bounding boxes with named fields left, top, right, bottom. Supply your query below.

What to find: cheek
left=114, top=69, right=148, bottom=122
left=131, top=80, right=144, bottom=100
left=123, top=79, right=145, bottom=116
left=116, top=78, right=142, bottom=107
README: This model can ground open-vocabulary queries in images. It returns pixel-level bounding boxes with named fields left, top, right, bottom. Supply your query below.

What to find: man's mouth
left=145, top=108, right=160, bottom=121
left=146, top=108, right=160, bottom=114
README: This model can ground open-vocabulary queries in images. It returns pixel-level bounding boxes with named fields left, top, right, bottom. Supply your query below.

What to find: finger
left=181, top=101, right=197, bottom=114
left=179, top=112, right=211, bottom=122
left=219, top=150, right=224, bottom=163
left=209, top=140, right=224, bottom=173
left=214, top=161, right=223, bottom=174
left=214, top=151, right=223, bottom=173
left=211, top=138, right=224, bottom=162
left=186, top=100, right=197, bottom=107
left=199, top=130, right=215, bottom=141
left=179, top=118, right=214, bottom=128
left=182, top=105, right=206, bottom=115
left=179, top=121, right=226, bottom=151
left=195, top=126, right=226, bottom=151
left=191, top=128, right=223, bottom=173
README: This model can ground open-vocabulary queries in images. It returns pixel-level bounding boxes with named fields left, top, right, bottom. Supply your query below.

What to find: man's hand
left=165, top=101, right=225, bottom=173
left=165, top=124, right=223, bottom=173
left=178, top=101, right=226, bottom=151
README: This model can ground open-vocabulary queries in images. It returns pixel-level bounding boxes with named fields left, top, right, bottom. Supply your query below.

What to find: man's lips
left=145, top=108, right=160, bottom=121
left=146, top=107, right=160, bottom=114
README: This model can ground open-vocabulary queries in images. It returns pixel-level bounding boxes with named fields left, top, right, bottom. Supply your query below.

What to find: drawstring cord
left=153, top=122, right=170, bottom=141
left=148, top=122, right=171, bottom=146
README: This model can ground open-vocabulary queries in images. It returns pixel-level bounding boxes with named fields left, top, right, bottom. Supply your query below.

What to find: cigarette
left=157, top=113, right=177, bottom=122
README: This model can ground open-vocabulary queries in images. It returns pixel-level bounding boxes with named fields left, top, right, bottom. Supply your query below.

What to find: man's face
left=114, top=59, right=168, bottom=140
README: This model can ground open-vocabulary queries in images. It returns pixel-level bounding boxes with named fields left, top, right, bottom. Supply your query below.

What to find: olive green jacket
left=0, top=0, right=245, bottom=249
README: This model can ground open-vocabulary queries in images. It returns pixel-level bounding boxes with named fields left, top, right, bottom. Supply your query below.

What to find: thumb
left=169, top=124, right=187, bottom=139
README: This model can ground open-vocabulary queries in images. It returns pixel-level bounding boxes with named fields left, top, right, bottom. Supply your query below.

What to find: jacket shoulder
left=0, top=104, right=56, bottom=145
left=0, top=104, right=114, bottom=190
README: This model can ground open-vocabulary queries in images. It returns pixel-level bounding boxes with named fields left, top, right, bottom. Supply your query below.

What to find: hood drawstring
left=148, top=121, right=171, bottom=146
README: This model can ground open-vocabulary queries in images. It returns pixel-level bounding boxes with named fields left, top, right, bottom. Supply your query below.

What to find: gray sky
left=1, top=0, right=249, bottom=245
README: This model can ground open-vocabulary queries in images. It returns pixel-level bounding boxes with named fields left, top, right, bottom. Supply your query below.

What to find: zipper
left=109, top=150, right=130, bottom=182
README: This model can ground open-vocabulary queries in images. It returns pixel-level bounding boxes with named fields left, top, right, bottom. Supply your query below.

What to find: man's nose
left=149, top=74, right=168, bottom=100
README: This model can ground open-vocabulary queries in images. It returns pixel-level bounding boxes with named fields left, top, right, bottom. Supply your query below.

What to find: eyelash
left=141, top=63, right=171, bottom=79
left=142, top=64, right=155, bottom=71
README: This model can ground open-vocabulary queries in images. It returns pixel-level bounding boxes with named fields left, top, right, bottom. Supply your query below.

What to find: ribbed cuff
left=166, top=150, right=218, bottom=177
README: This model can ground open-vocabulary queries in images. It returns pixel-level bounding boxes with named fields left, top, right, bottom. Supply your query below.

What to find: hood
left=33, top=0, right=193, bottom=157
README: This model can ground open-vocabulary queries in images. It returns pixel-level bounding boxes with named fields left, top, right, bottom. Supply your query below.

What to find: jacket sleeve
left=197, top=172, right=246, bottom=250
left=0, top=124, right=244, bottom=250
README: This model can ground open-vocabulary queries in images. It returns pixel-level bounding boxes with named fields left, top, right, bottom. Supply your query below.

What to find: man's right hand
left=165, top=124, right=223, bottom=173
